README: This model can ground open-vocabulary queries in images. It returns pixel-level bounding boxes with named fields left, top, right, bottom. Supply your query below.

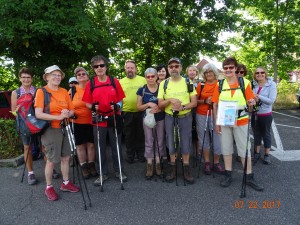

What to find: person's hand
left=150, top=104, right=161, bottom=113
left=215, top=125, right=222, bottom=134
left=247, top=98, right=256, bottom=106
left=206, top=96, right=212, bottom=105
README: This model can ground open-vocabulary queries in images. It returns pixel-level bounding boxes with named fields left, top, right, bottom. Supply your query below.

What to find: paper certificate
left=216, top=101, right=239, bottom=126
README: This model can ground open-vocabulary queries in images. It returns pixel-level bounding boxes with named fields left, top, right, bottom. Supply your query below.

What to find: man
left=120, top=60, right=147, bottom=163
left=157, top=57, right=197, bottom=184
left=69, top=77, right=78, bottom=87
left=212, top=56, right=264, bottom=191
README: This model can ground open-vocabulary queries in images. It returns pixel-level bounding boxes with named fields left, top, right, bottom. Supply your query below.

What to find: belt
left=167, top=112, right=192, bottom=118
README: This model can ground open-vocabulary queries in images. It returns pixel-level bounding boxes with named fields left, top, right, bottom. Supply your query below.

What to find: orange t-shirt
left=196, top=82, right=217, bottom=115
left=212, top=81, right=254, bottom=126
left=69, top=85, right=91, bottom=124
left=34, top=86, right=74, bottom=128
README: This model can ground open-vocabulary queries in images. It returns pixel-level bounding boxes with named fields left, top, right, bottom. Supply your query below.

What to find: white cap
left=69, top=77, right=78, bottom=83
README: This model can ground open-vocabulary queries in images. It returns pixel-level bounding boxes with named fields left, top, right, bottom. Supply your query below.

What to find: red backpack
left=16, top=87, right=51, bottom=137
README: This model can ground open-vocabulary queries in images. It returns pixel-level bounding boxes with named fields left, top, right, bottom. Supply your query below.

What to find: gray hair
left=144, top=68, right=157, bottom=76
left=202, top=63, right=219, bottom=82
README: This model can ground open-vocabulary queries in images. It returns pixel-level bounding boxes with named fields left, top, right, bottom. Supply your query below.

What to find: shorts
left=20, top=133, right=31, bottom=146
left=74, top=123, right=94, bottom=145
left=220, top=124, right=251, bottom=157
left=41, top=127, right=71, bottom=163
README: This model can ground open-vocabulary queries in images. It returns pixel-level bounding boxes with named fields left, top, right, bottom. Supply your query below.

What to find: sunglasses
left=223, top=66, right=235, bottom=70
left=235, top=71, right=245, bottom=74
left=70, top=81, right=78, bottom=84
left=146, top=75, right=156, bottom=79
left=77, top=73, right=86, bottom=77
left=255, top=71, right=265, bottom=75
left=168, top=65, right=180, bottom=69
left=93, top=64, right=106, bottom=69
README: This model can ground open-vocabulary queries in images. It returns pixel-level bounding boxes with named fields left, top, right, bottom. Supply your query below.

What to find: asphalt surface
left=0, top=109, right=299, bottom=225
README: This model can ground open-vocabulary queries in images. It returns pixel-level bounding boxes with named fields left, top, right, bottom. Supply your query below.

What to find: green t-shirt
left=120, top=76, right=147, bottom=112
left=157, top=77, right=196, bottom=116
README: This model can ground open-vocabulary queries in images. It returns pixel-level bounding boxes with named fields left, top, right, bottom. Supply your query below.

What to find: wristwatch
left=182, top=105, right=187, bottom=111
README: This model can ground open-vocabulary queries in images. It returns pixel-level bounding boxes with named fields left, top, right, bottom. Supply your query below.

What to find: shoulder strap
left=199, top=82, right=205, bottom=98
left=40, top=87, right=51, bottom=114
left=141, top=84, right=147, bottom=103
left=70, top=86, right=76, bottom=101
left=110, top=76, right=117, bottom=93
left=90, top=76, right=117, bottom=94
left=90, top=77, right=95, bottom=94
left=218, top=79, right=225, bottom=93
left=16, top=88, right=21, bottom=99
left=163, top=78, right=170, bottom=95
left=238, top=77, right=247, bottom=101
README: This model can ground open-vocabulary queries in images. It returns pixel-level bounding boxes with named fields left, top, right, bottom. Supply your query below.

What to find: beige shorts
left=41, top=127, right=71, bottom=163
left=220, top=124, right=251, bottom=157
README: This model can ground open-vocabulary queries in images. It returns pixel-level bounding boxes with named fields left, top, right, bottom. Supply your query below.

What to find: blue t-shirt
left=136, top=85, right=165, bottom=121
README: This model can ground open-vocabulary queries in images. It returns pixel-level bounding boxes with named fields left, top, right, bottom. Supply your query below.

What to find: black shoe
left=263, top=154, right=271, bottom=165
left=165, top=164, right=176, bottom=183
left=183, top=165, right=194, bottom=184
left=246, top=173, right=264, bottom=191
left=220, top=170, right=232, bottom=187
left=252, top=152, right=261, bottom=165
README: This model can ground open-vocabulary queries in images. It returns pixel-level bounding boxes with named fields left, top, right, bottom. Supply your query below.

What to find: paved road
left=0, top=109, right=299, bottom=225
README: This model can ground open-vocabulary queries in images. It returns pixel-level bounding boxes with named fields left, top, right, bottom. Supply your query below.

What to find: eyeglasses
left=204, top=70, right=213, bottom=75
left=255, top=71, right=265, bottom=75
left=51, top=74, right=62, bottom=78
left=93, top=64, right=106, bottom=69
left=20, top=76, right=32, bottom=79
left=223, top=66, right=235, bottom=70
left=69, top=82, right=78, bottom=84
left=235, top=71, right=245, bottom=75
left=77, top=73, right=86, bottom=77
left=168, top=65, right=180, bottom=69
left=146, top=75, right=156, bottom=79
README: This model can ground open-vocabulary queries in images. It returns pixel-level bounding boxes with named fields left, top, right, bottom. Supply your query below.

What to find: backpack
left=218, top=76, right=247, bottom=101
left=16, top=87, right=51, bottom=137
left=90, top=76, right=117, bottom=94
left=163, top=76, right=194, bottom=95
left=198, top=82, right=205, bottom=98
left=70, top=86, right=77, bottom=100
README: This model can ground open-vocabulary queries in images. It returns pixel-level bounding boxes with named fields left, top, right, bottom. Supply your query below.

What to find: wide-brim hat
left=74, top=67, right=89, bottom=76
left=43, top=65, right=65, bottom=81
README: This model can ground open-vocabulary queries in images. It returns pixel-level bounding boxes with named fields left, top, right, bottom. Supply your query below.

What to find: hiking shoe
left=183, top=165, right=194, bottom=184
left=45, top=187, right=58, bottom=201
left=246, top=173, right=264, bottom=192
left=115, top=171, right=128, bottom=182
left=146, top=164, right=153, bottom=179
left=165, top=164, right=176, bottom=183
left=156, top=163, right=162, bottom=176
left=81, top=163, right=91, bottom=179
left=52, top=169, right=60, bottom=179
left=252, top=152, right=261, bottom=165
left=88, top=162, right=98, bottom=177
left=28, top=173, right=37, bottom=185
left=126, top=157, right=134, bottom=164
left=60, top=181, right=80, bottom=193
left=263, top=154, right=271, bottom=165
left=204, top=162, right=211, bottom=175
left=94, top=175, right=109, bottom=186
left=220, top=170, right=232, bottom=187
left=213, top=163, right=225, bottom=174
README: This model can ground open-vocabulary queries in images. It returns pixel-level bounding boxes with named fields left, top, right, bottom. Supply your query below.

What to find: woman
left=156, top=64, right=169, bottom=84
left=252, top=67, right=277, bottom=165
left=195, top=63, right=224, bottom=175
left=186, top=65, right=199, bottom=87
left=236, top=64, right=247, bottom=77
left=35, top=65, right=80, bottom=201
left=137, top=68, right=164, bottom=179
left=11, top=67, right=37, bottom=185
left=70, top=67, right=97, bottom=179
left=82, top=55, right=127, bottom=186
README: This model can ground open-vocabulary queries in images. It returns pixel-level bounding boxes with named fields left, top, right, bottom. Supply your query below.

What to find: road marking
left=273, top=111, right=300, bottom=120
left=271, top=121, right=284, bottom=152
left=275, top=124, right=300, bottom=129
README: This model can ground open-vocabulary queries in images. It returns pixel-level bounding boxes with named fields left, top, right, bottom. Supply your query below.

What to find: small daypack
left=16, top=87, right=51, bottom=137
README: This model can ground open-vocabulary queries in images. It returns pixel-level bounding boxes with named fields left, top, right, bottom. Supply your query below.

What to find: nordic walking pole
left=209, top=106, right=215, bottom=178
left=172, top=110, right=179, bottom=186
left=70, top=88, right=76, bottom=184
left=153, top=127, right=164, bottom=181
left=252, top=111, right=259, bottom=166
left=197, top=108, right=209, bottom=178
left=152, top=128, right=157, bottom=182
left=111, top=102, right=124, bottom=190
left=64, top=119, right=91, bottom=209
left=21, top=137, right=32, bottom=183
left=240, top=110, right=252, bottom=198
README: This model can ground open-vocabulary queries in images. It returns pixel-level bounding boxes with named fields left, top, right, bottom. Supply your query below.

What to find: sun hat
left=43, top=65, right=65, bottom=81
left=143, top=108, right=156, bottom=128
left=74, top=67, right=89, bottom=75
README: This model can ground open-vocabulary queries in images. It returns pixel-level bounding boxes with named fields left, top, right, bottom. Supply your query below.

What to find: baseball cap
left=168, top=57, right=181, bottom=65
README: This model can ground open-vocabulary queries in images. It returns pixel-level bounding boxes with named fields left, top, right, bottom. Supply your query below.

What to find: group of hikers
left=12, top=55, right=277, bottom=201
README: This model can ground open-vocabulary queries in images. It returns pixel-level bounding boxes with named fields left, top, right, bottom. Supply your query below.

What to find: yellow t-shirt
left=120, top=76, right=146, bottom=112
left=157, top=77, right=196, bottom=116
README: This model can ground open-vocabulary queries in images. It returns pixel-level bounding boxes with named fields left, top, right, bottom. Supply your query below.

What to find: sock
left=28, top=171, right=34, bottom=175
left=80, top=162, right=87, bottom=166
left=63, top=180, right=69, bottom=185
left=46, top=184, right=53, bottom=189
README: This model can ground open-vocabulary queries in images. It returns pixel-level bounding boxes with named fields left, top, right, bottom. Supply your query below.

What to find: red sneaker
left=45, top=187, right=59, bottom=201
left=60, top=181, right=80, bottom=193
left=213, top=163, right=225, bottom=174
left=204, top=162, right=211, bottom=175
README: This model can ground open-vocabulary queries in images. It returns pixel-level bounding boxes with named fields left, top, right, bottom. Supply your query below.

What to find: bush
left=0, top=119, right=23, bottom=159
left=273, top=80, right=299, bottom=109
